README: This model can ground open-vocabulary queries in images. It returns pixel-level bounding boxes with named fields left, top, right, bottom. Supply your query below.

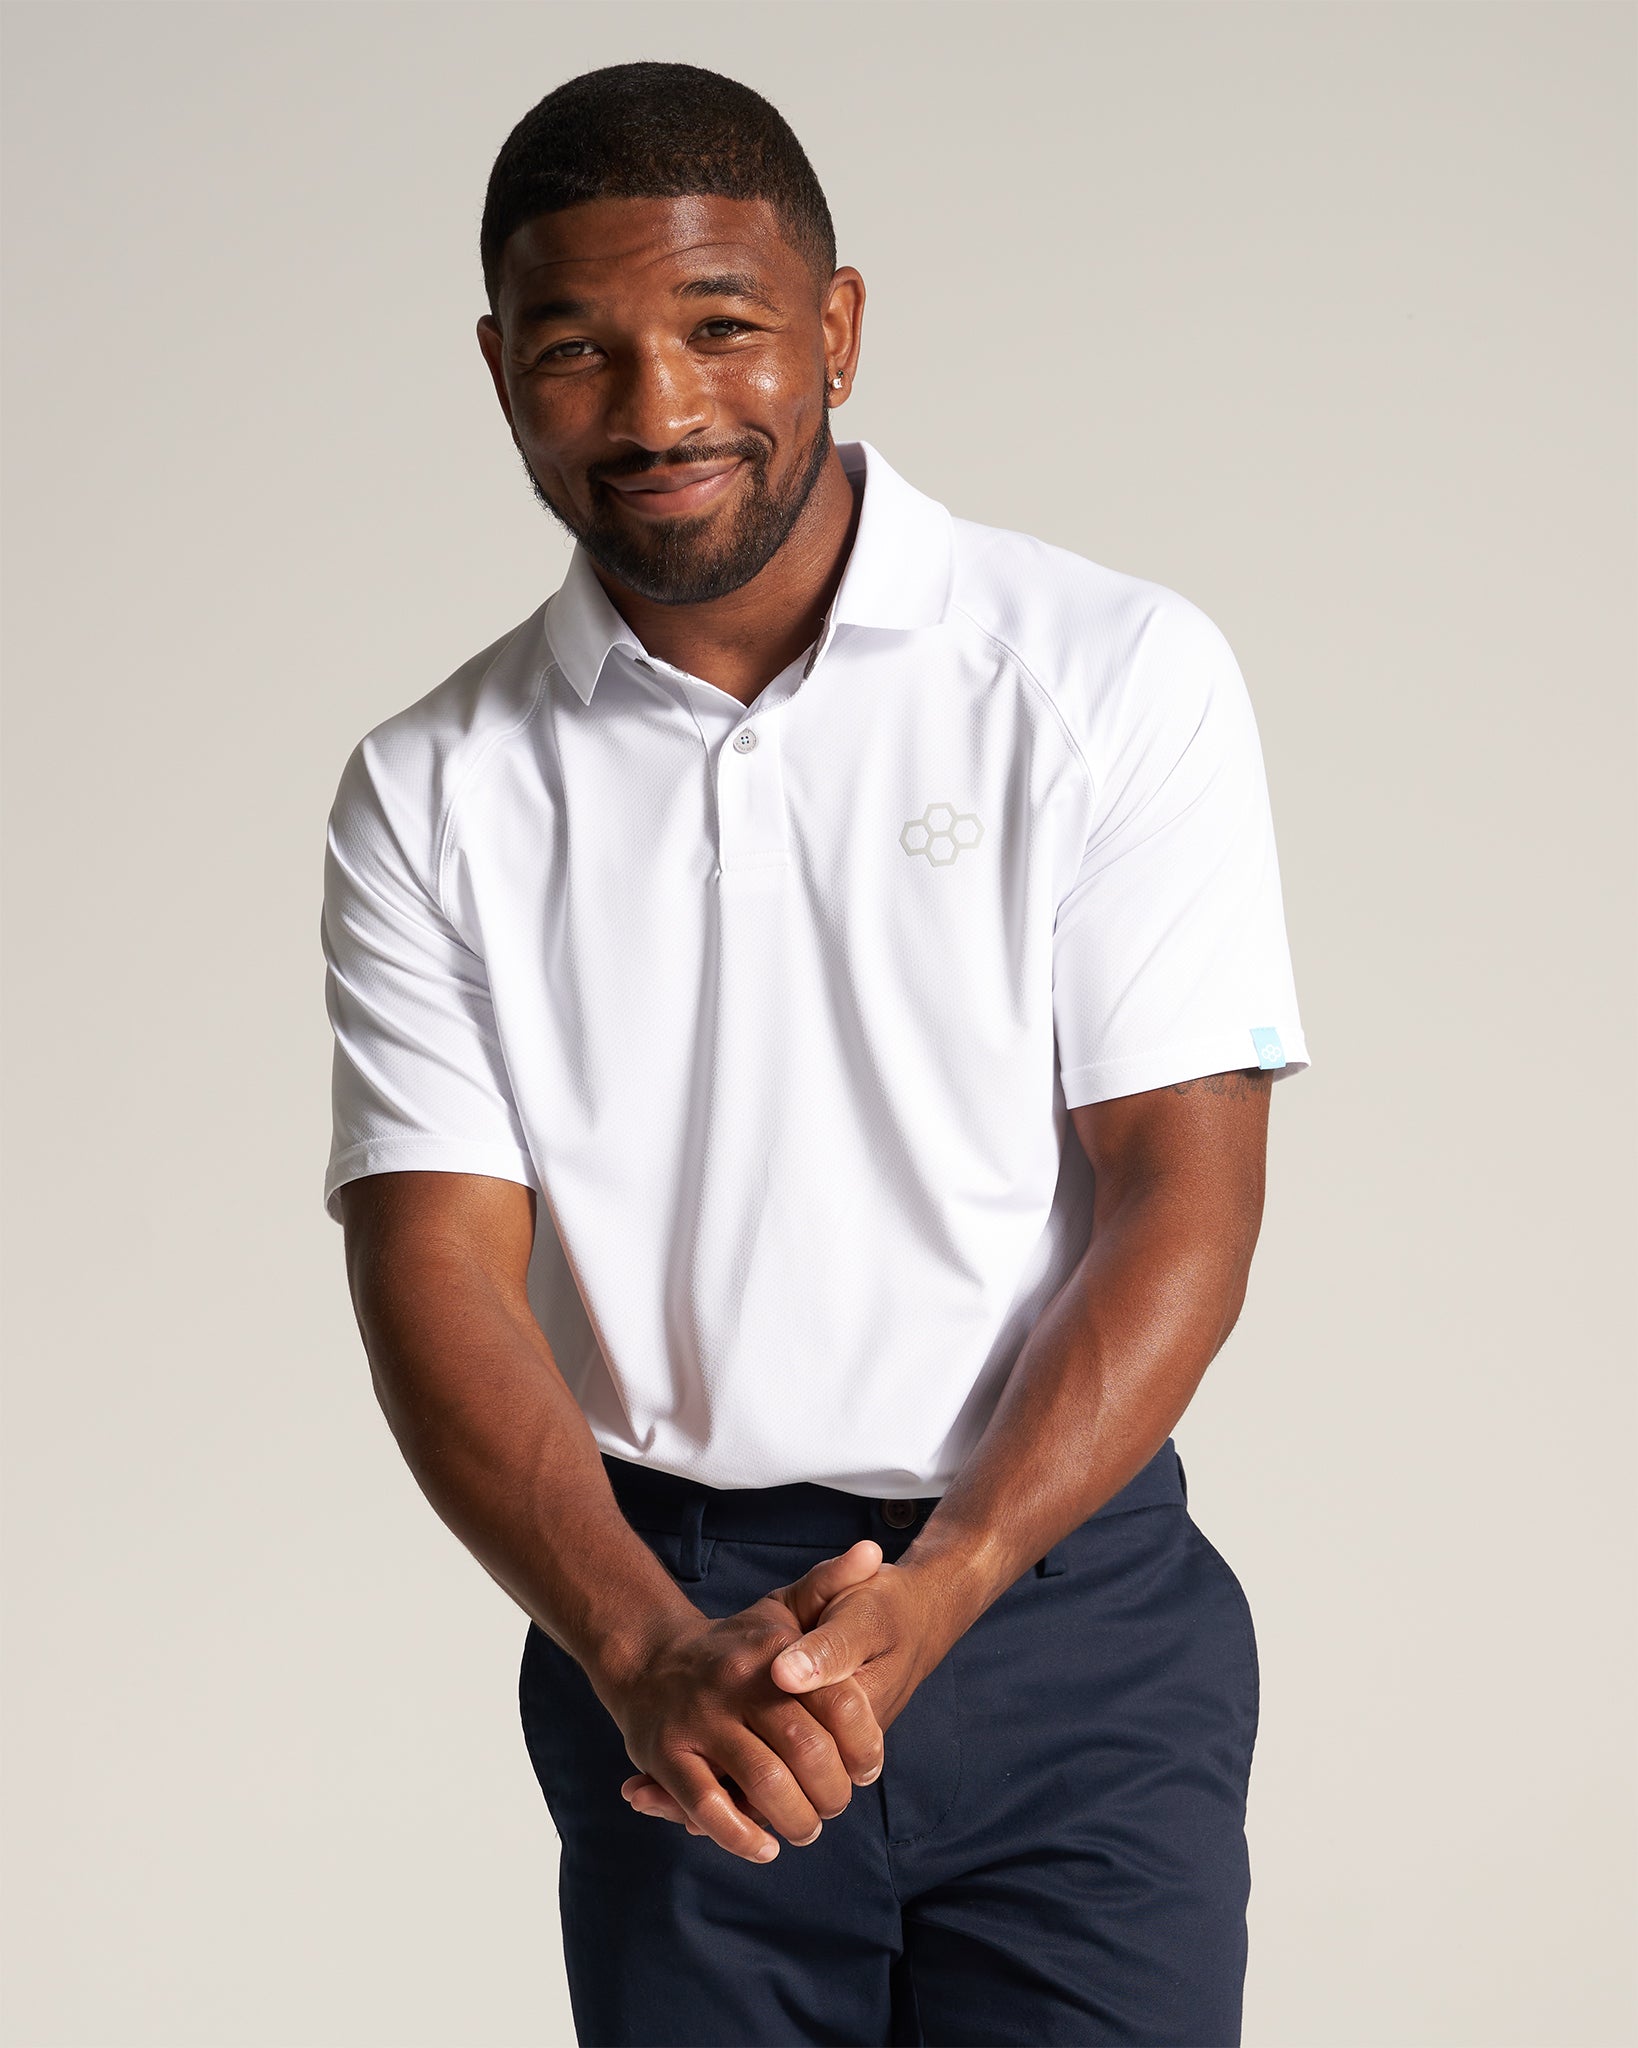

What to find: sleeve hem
left=323, top=1139, right=542, bottom=1223
left=1060, top=1032, right=1311, bottom=1109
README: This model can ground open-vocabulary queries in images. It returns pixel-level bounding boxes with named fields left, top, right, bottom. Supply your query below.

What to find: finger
left=748, top=1698, right=855, bottom=1824
left=770, top=1599, right=884, bottom=1693
left=658, top=1751, right=786, bottom=1862
left=624, top=1772, right=775, bottom=1839
left=624, top=1778, right=697, bottom=1828
left=624, top=1774, right=744, bottom=1834
left=783, top=1540, right=883, bottom=1633
left=711, top=1728, right=827, bottom=1847
left=622, top=1772, right=690, bottom=1824
left=783, top=1675, right=886, bottom=1785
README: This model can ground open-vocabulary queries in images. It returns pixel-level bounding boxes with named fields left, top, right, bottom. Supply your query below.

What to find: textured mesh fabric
left=320, top=439, right=1308, bottom=1493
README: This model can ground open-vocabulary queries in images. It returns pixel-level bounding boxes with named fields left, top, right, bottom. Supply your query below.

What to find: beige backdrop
left=3, top=4, right=1633, bottom=2045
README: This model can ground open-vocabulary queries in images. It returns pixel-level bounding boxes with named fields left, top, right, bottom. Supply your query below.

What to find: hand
left=622, top=1555, right=944, bottom=1835
left=605, top=1539, right=889, bottom=1864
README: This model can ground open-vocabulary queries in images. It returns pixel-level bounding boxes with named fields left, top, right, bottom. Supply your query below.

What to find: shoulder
left=326, top=602, right=550, bottom=882
left=946, top=514, right=1247, bottom=780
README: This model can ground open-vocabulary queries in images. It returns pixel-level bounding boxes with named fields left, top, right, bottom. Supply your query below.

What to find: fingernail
left=756, top=1841, right=779, bottom=1861
left=860, top=1764, right=882, bottom=1783
left=780, top=1651, right=818, bottom=1683
left=794, top=1825, right=822, bottom=1846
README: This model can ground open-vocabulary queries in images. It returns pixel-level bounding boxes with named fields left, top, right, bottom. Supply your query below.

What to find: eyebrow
left=516, top=271, right=783, bottom=327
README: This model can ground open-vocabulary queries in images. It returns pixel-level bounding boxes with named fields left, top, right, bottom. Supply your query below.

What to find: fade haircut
left=480, top=61, right=838, bottom=317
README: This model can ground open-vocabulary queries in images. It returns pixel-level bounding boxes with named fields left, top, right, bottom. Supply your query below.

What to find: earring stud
left=830, top=374, right=843, bottom=388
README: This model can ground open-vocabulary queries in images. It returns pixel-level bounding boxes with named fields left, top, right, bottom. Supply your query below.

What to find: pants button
left=880, top=1500, right=918, bottom=1529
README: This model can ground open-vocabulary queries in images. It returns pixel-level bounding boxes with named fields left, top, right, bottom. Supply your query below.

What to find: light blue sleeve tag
left=1250, top=1026, right=1286, bottom=1070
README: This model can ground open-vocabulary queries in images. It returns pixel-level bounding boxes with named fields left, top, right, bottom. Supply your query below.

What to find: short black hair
left=479, top=61, right=837, bottom=317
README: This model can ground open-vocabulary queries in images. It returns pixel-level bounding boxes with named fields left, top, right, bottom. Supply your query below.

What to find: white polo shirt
left=322, top=438, right=1309, bottom=1497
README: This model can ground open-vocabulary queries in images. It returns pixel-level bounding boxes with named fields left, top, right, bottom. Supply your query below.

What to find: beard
left=518, top=401, right=835, bottom=606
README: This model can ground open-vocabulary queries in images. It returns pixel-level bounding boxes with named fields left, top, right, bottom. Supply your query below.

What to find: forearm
left=351, top=1240, right=701, bottom=1709
left=897, top=1180, right=1258, bottom=1662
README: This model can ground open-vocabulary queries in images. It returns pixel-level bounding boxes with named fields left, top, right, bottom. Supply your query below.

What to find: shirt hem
left=323, top=1140, right=542, bottom=1223
left=1060, top=1032, right=1311, bottom=1107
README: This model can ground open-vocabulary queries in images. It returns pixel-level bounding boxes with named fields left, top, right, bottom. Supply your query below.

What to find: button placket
left=716, top=710, right=789, bottom=874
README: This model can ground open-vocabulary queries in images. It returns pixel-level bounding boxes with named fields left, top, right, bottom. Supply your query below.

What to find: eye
left=699, top=319, right=752, bottom=337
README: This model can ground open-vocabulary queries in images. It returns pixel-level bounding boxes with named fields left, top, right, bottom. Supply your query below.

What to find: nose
left=600, top=341, right=712, bottom=455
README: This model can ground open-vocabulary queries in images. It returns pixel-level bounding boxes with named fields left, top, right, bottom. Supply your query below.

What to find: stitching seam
left=433, top=630, right=554, bottom=921
left=948, top=602, right=1100, bottom=815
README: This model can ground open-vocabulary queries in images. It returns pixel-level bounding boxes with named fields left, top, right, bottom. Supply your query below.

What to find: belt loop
left=674, top=1493, right=708, bottom=1582
left=1035, top=1541, right=1067, bottom=1578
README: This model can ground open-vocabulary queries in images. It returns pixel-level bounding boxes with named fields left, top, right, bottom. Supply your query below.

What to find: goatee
left=519, top=407, right=835, bottom=606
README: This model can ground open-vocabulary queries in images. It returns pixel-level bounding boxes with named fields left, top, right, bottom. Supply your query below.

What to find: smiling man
left=321, top=59, right=1310, bottom=2048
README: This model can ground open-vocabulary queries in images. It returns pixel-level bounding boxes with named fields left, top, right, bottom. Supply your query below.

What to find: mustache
left=592, top=444, right=766, bottom=487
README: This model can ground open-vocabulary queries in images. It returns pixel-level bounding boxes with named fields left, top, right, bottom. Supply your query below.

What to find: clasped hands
left=608, top=1538, right=941, bottom=1865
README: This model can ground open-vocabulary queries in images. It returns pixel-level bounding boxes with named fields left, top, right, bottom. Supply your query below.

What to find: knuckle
left=738, top=1752, right=793, bottom=1800
left=823, top=1681, right=869, bottom=1723
left=651, top=1735, right=695, bottom=1776
left=689, top=1781, right=741, bottom=1826
left=778, top=1717, right=836, bottom=1770
left=688, top=1783, right=731, bottom=1824
left=718, top=1646, right=767, bottom=1691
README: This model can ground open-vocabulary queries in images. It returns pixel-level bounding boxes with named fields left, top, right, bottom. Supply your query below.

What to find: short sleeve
left=320, top=737, right=541, bottom=1223
left=1052, top=597, right=1310, bottom=1107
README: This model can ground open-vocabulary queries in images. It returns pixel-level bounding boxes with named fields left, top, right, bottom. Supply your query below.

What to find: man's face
left=477, top=194, right=854, bottom=606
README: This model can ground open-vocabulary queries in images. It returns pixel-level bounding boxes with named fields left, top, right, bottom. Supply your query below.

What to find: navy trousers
left=519, top=1439, right=1259, bottom=2047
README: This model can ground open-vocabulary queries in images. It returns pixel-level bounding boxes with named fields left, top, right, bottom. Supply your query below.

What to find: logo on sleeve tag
left=1250, top=1026, right=1286, bottom=1070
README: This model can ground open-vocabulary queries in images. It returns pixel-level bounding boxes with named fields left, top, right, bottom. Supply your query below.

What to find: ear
left=819, top=266, right=865, bottom=402
left=475, top=314, right=517, bottom=432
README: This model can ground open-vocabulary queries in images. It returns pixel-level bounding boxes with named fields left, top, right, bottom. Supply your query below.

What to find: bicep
left=338, top=1169, right=539, bottom=1331
left=1069, top=1068, right=1272, bottom=1245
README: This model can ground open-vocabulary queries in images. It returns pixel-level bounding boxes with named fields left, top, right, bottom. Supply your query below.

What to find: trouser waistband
left=601, top=1437, right=1187, bottom=1582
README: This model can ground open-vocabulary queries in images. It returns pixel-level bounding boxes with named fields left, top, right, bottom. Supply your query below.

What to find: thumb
left=770, top=1591, right=879, bottom=1692
left=783, top=1538, right=883, bottom=1633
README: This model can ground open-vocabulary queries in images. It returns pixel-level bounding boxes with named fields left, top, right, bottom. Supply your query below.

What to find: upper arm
left=336, top=1169, right=539, bottom=1342
left=1069, top=1068, right=1273, bottom=1267
left=321, top=736, right=541, bottom=1226
left=1051, top=596, right=1309, bottom=1108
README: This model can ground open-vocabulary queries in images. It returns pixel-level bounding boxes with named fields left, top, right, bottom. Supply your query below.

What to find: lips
left=602, top=459, right=744, bottom=516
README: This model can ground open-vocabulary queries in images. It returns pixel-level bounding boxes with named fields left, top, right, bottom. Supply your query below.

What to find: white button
left=732, top=729, right=758, bottom=753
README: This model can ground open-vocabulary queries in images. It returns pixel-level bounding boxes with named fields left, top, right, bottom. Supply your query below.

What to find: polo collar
left=542, top=438, right=955, bottom=706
